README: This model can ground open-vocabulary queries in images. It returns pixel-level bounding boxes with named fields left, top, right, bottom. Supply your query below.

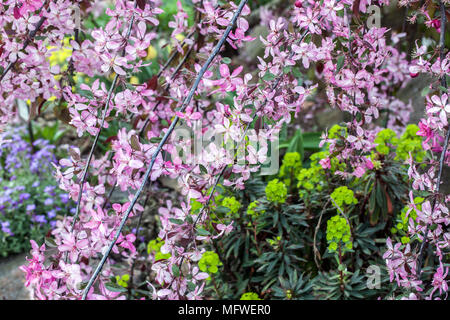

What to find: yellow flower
left=167, top=33, right=186, bottom=53
left=130, top=76, right=140, bottom=85
left=145, top=45, right=157, bottom=60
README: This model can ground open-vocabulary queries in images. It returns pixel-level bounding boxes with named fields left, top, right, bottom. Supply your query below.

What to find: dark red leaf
left=146, top=75, right=158, bottom=90
left=136, top=0, right=147, bottom=10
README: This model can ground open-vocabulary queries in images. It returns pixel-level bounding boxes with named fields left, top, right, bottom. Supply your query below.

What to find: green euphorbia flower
left=240, top=292, right=262, bottom=300
left=148, top=238, right=171, bottom=261
left=198, top=251, right=222, bottom=275
left=330, top=186, right=358, bottom=208
left=326, top=215, right=352, bottom=253
left=222, top=196, right=241, bottom=216
left=265, top=179, right=287, bottom=204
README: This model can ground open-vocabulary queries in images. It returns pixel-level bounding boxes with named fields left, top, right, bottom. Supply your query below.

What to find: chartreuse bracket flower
left=330, top=186, right=358, bottom=209
left=147, top=237, right=171, bottom=261
left=221, top=196, right=241, bottom=216
left=240, top=292, right=262, bottom=300
left=246, top=200, right=264, bottom=218
left=328, top=124, right=347, bottom=139
left=391, top=196, right=424, bottom=244
left=265, top=179, right=287, bottom=204
left=267, top=236, right=282, bottom=250
left=115, top=274, right=130, bottom=288
left=326, top=215, right=352, bottom=253
left=374, top=128, right=398, bottom=155
left=396, top=124, right=425, bottom=162
left=374, top=125, right=425, bottom=162
left=198, top=251, right=222, bottom=279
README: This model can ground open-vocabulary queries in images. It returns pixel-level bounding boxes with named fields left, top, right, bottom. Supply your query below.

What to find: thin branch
left=314, top=199, right=331, bottom=270
left=81, top=0, right=249, bottom=299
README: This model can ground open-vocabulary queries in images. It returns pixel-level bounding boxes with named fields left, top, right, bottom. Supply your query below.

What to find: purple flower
left=19, top=193, right=31, bottom=201
left=26, top=204, right=36, bottom=211
left=1, top=221, right=13, bottom=236
left=44, top=186, right=55, bottom=194
left=33, top=215, right=47, bottom=224
left=44, top=198, right=54, bottom=206
left=47, top=210, right=56, bottom=219
left=59, top=193, right=69, bottom=204
left=32, top=181, right=40, bottom=188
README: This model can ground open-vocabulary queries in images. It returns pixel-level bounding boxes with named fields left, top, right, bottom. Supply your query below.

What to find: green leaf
left=196, top=228, right=211, bottom=236
left=287, top=129, right=304, bottom=162
left=199, top=164, right=208, bottom=175
left=169, top=218, right=184, bottom=225
left=150, top=137, right=162, bottom=144
left=221, top=57, right=232, bottom=64
left=105, top=282, right=128, bottom=293
left=335, top=55, right=345, bottom=74
left=302, top=132, right=322, bottom=150
left=172, top=264, right=180, bottom=277
left=78, top=90, right=94, bottom=99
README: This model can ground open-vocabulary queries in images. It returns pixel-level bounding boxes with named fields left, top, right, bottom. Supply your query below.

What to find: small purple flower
left=1, top=221, right=13, bottom=236
left=32, top=181, right=40, bottom=188
left=59, top=193, right=69, bottom=204
left=44, top=198, right=54, bottom=206
left=33, top=215, right=47, bottom=224
left=19, top=193, right=31, bottom=201
left=47, top=210, right=56, bottom=219
left=26, top=204, right=36, bottom=211
left=44, top=186, right=55, bottom=194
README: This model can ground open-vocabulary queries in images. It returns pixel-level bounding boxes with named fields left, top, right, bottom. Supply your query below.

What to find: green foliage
left=183, top=124, right=427, bottom=300
left=374, top=128, right=398, bottom=155
left=395, top=124, right=425, bottom=162
left=326, top=215, right=352, bottom=253
left=374, top=125, right=425, bottom=162
left=115, top=274, right=130, bottom=288
left=246, top=200, right=263, bottom=218
left=330, top=186, right=358, bottom=208
left=147, top=238, right=171, bottom=261
left=265, top=179, right=287, bottom=204
left=279, top=152, right=302, bottom=186
left=222, top=196, right=242, bottom=217
left=240, top=292, right=262, bottom=300
left=199, top=251, right=222, bottom=276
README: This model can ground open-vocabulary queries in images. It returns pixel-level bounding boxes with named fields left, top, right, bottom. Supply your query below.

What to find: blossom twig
left=81, top=0, right=249, bottom=299
left=0, top=2, right=47, bottom=82
left=416, top=0, right=448, bottom=277
left=69, top=1, right=138, bottom=233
